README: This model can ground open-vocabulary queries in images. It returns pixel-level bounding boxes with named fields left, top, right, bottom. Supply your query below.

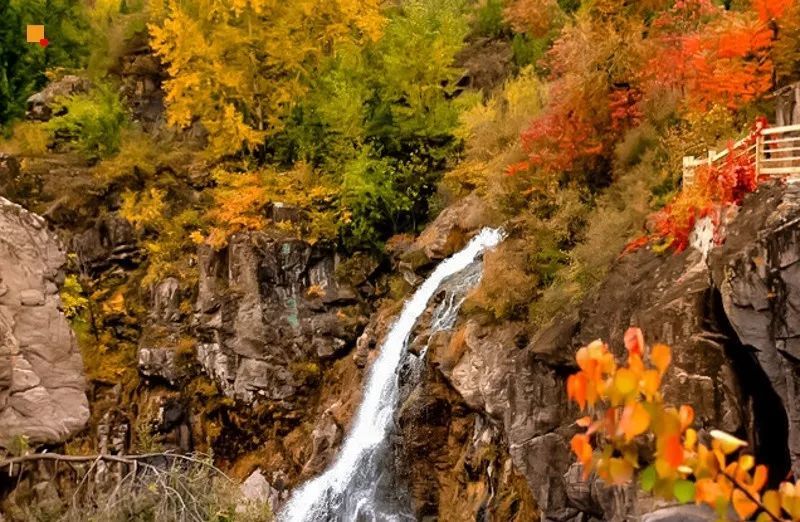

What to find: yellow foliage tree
left=148, top=0, right=385, bottom=157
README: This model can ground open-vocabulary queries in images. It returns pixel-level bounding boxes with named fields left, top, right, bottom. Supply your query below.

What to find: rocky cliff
left=0, top=197, right=89, bottom=448
left=4, top=71, right=800, bottom=521
left=5, top=179, right=800, bottom=521
left=405, top=182, right=800, bottom=521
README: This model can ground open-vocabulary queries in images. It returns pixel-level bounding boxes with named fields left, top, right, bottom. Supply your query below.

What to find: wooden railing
left=682, top=123, right=800, bottom=188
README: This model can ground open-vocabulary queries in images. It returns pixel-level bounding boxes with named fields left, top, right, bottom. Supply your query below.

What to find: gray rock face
left=69, top=215, right=139, bottom=274
left=711, top=186, right=800, bottom=477
left=0, top=197, right=89, bottom=447
left=194, top=233, right=365, bottom=408
left=136, top=277, right=191, bottom=385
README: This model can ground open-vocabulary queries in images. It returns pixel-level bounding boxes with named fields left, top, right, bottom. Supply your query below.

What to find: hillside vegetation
left=2, top=0, right=798, bottom=314
left=2, top=0, right=800, bottom=520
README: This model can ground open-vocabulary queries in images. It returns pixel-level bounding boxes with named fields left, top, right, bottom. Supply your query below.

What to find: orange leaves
left=752, top=0, right=794, bottom=22
left=762, top=489, right=783, bottom=520
left=567, top=373, right=589, bottom=410
left=619, top=402, right=650, bottom=441
left=641, top=370, right=662, bottom=399
left=614, top=368, right=638, bottom=396
left=571, top=434, right=593, bottom=471
left=661, top=434, right=685, bottom=469
left=642, top=2, right=776, bottom=111
left=679, top=405, right=694, bottom=432
left=732, top=488, right=759, bottom=519
left=651, top=344, right=672, bottom=375
left=569, top=339, right=616, bottom=409
left=624, top=327, right=644, bottom=356
left=779, top=482, right=800, bottom=519
left=608, top=458, right=635, bottom=485
left=519, top=106, right=604, bottom=176
left=503, top=0, right=563, bottom=37
left=567, top=328, right=800, bottom=521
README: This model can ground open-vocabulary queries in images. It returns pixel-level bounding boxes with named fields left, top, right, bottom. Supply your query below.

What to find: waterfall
left=281, top=228, right=503, bottom=522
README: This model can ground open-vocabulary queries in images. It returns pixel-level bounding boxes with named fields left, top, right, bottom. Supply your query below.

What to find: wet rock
left=404, top=193, right=487, bottom=266
left=0, top=197, right=89, bottom=447
left=26, top=75, right=91, bottom=121
left=353, top=327, right=375, bottom=368
left=300, top=408, right=342, bottom=478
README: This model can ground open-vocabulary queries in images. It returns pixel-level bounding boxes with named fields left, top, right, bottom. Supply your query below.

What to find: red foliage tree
left=642, top=1, right=775, bottom=110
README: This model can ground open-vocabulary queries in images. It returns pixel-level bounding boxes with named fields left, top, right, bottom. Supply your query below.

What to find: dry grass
left=3, top=453, right=272, bottom=522
left=528, top=152, right=659, bottom=326
left=2, top=121, right=50, bottom=156
left=464, top=238, right=538, bottom=320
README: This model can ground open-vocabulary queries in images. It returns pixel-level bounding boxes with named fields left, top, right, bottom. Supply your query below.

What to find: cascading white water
left=281, top=228, right=503, bottom=522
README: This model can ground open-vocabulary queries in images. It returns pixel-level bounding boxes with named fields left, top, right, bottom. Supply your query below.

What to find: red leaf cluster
left=652, top=133, right=760, bottom=252
left=643, top=2, right=775, bottom=110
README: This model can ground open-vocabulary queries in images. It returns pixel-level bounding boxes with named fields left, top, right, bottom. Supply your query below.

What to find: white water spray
left=281, top=228, right=503, bottom=522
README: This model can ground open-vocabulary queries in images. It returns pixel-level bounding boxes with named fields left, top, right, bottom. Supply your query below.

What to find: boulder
left=404, top=194, right=487, bottom=266
left=239, top=469, right=282, bottom=515
left=26, top=75, right=91, bottom=121
left=0, top=197, right=89, bottom=447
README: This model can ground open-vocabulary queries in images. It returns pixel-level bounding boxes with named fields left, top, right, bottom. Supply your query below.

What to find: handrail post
left=683, top=156, right=695, bottom=188
left=755, top=134, right=763, bottom=178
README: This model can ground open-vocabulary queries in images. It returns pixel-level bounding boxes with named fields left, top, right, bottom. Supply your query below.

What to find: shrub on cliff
left=567, top=328, right=800, bottom=521
left=45, top=84, right=127, bottom=160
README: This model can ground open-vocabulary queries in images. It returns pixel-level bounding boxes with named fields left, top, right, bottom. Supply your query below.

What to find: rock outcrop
left=423, top=183, right=800, bottom=520
left=25, top=75, right=91, bottom=122
left=193, top=233, right=368, bottom=410
left=0, top=197, right=89, bottom=447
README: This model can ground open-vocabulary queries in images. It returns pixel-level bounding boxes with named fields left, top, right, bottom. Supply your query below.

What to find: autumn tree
left=640, top=0, right=786, bottom=111
left=148, top=0, right=385, bottom=157
left=772, top=1, right=800, bottom=85
left=257, top=0, right=471, bottom=249
left=515, top=7, right=644, bottom=185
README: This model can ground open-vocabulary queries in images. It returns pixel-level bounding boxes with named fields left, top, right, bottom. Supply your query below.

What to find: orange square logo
left=26, top=25, right=44, bottom=43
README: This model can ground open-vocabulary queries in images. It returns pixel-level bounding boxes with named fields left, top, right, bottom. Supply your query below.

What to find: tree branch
left=0, top=452, right=233, bottom=482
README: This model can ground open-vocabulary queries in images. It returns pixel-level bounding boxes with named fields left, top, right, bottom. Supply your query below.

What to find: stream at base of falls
left=280, top=228, right=503, bottom=522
